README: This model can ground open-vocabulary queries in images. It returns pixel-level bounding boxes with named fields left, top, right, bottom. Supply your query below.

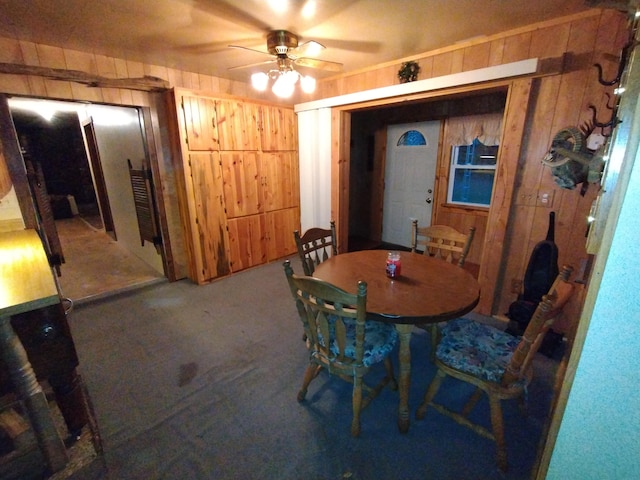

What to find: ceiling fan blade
left=294, top=57, right=343, bottom=72
left=311, top=38, right=382, bottom=54
left=228, top=59, right=277, bottom=71
left=192, top=1, right=271, bottom=32
left=288, top=40, right=325, bottom=59
left=228, top=44, right=273, bottom=57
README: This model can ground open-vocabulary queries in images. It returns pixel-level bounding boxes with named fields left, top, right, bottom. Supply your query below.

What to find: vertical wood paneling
left=333, top=109, right=350, bottom=251
left=418, top=57, right=434, bottom=80
left=498, top=75, right=560, bottom=315
left=488, top=38, right=506, bottom=66
left=477, top=78, right=533, bottom=313
left=0, top=37, right=23, bottom=63
left=501, top=32, right=532, bottom=64
left=432, top=52, right=453, bottom=77
left=95, top=54, right=121, bottom=104
left=549, top=17, right=600, bottom=135
left=529, top=23, right=571, bottom=59
left=18, top=40, right=38, bottom=65
left=462, top=43, right=491, bottom=72
left=197, top=74, right=215, bottom=93
left=450, top=49, right=465, bottom=73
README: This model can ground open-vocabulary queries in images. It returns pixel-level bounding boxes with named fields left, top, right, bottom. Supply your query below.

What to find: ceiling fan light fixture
left=251, top=72, right=269, bottom=91
left=300, top=75, right=316, bottom=94
left=272, top=73, right=296, bottom=98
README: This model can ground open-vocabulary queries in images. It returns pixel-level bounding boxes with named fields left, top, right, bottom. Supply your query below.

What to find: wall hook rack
left=593, top=13, right=639, bottom=86
left=588, top=104, right=621, bottom=135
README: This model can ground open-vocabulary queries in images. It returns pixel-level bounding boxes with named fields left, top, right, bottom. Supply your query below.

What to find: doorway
left=381, top=121, right=440, bottom=247
left=8, top=98, right=166, bottom=302
left=82, top=119, right=115, bottom=238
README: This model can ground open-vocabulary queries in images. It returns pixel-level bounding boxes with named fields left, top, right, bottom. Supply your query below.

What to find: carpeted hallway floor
left=41, top=255, right=563, bottom=480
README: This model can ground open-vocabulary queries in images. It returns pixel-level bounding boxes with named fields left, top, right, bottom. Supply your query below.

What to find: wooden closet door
left=267, top=207, right=300, bottom=261
left=260, top=105, right=298, bottom=151
left=188, top=152, right=230, bottom=281
left=181, top=95, right=219, bottom=151
left=227, top=214, right=267, bottom=272
left=216, top=100, right=260, bottom=151
left=220, top=151, right=263, bottom=218
left=261, top=151, right=299, bottom=212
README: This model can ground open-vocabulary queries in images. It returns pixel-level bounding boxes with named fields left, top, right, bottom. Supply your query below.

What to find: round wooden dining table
left=313, top=249, right=480, bottom=433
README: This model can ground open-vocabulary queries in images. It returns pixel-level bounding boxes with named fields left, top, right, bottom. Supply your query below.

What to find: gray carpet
left=64, top=255, right=558, bottom=480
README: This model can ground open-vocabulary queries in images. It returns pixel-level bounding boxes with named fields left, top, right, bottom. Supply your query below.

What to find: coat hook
left=604, top=92, right=614, bottom=110
left=588, top=104, right=620, bottom=136
left=593, top=39, right=637, bottom=86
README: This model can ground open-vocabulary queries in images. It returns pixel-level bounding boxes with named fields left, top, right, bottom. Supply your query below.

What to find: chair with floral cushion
left=294, top=221, right=338, bottom=276
left=416, top=265, right=573, bottom=472
left=283, top=260, right=398, bottom=437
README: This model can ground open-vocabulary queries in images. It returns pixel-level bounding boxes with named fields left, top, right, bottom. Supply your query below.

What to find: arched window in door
left=397, top=129, right=426, bottom=146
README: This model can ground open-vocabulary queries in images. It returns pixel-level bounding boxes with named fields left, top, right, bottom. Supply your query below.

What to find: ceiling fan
left=228, top=29, right=343, bottom=97
left=228, top=29, right=344, bottom=73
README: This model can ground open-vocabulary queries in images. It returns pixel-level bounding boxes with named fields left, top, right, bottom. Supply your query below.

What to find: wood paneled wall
left=0, top=37, right=286, bottom=105
left=0, top=9, right=629, bottom=327
left=311, top=8, right=629, bottom=327
left=0, top=35, right=286, bottom=282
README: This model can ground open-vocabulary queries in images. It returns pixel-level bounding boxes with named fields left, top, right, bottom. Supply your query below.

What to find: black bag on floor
left=506, top=212, right=559, bottom=343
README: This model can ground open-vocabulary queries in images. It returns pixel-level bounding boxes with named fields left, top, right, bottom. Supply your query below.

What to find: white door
left=382, top=121, right=440, bottom=247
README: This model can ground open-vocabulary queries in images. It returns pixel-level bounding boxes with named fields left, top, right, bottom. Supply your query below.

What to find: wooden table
left=313, top=249, right=480, bottom=433
left=0, top=229, right=68, bottom=472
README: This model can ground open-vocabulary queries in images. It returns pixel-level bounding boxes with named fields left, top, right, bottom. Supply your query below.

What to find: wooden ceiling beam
left=0, top=62, right=169, bottom=92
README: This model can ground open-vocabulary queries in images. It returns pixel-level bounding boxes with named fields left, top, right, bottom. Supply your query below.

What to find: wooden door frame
left=369, top=128, right=387, bottom=245
left=2, top=95, right=174, bottom=282
left=0, top=94, right=38, bottom=230
left=82, top=118, right=116, bottom=238
left=330, top=78, right=533, bottom=316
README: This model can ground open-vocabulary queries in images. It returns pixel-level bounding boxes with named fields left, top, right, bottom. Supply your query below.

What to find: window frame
left=447, top=139, right=498, bottom=208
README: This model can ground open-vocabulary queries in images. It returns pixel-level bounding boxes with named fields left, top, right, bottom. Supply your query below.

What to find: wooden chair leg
left=461, top=387, right=484, bottom=417
left=297, top=364, right=322, bottom=402
left=351, top=375, right=363, bottom=437
left=383, top=358, right=398, bottom=391
left=416, top=369, right=446, bottom=419
left=517, top=389, right=529, bottom=416
left=488, top=395, right=508, bottom=472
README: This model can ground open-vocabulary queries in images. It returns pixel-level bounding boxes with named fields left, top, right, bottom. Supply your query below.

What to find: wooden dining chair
left=411, top=220, right=476, bottom=358
left=294, top=221, right=338, bottom=276
left=411, top=220, right=475, bottom=267
left=415, top=265, right=574, bottom=472
left=283, top=260, right=398, bottom=437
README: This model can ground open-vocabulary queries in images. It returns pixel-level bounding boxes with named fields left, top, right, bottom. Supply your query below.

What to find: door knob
left=426, top=197, right=432, bottom=204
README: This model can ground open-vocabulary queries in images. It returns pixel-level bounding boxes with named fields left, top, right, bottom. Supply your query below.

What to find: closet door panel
left=220, top=151, right=262, bottom=218
left=188, top=152, right=230, bottom=281
left=227, top=214, right=267, bottom=272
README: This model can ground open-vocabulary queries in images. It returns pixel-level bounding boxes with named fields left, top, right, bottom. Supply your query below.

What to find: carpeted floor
left=59, top=256, right=559, bottom=480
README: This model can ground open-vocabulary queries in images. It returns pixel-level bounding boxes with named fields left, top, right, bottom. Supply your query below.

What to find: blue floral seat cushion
left=322, top=317, right=397, bottom=367
left=436, top=318, right=520, bottom=382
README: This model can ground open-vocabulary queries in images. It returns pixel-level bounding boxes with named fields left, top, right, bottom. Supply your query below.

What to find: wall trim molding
left=294, top=58, right=539, bottom=113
